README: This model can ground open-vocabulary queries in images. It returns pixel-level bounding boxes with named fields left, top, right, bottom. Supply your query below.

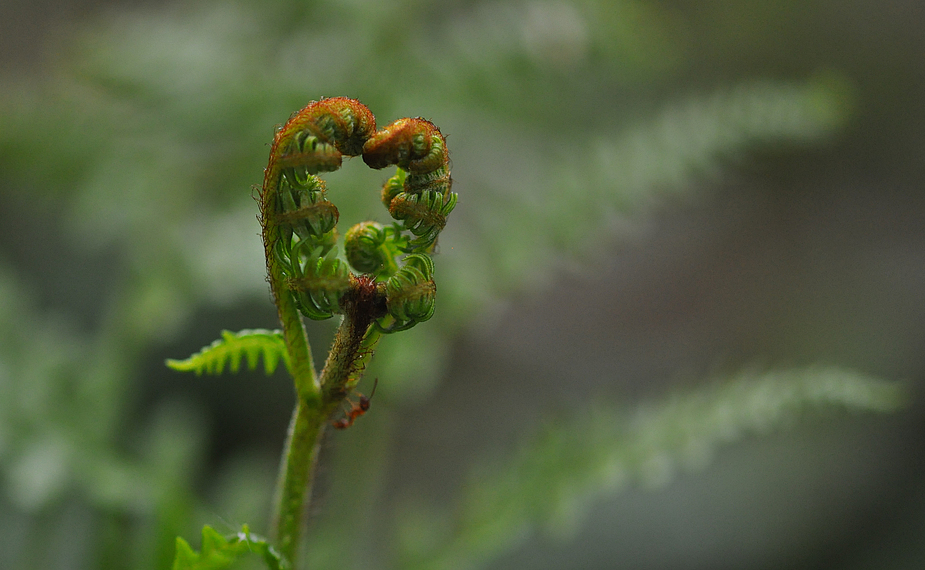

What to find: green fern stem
left=271, top=241, right=320, bottom=403
left=272, top=274, right=386, bottom=565
left=271, top=398, right=323, bottom=566
left=261, top=99, right=384, bottom=566
left=261, top=187, right=320, bottom=406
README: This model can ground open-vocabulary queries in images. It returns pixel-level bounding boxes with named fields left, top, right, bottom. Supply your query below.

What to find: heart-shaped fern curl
left=260, top=99, right=455, bottom=332
left=171, top=97, right=456, bottom=568
left=256, top=97, right=457, bottom=566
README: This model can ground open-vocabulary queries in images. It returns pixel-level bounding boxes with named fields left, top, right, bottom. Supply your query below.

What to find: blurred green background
left=1, top=0, right=923, bottom=568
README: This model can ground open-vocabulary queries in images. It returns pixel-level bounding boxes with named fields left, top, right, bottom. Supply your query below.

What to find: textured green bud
left=381, top=253, right=436, bottom=332
left=345, top=222, right=387, bottom=274
left=388, top=189, right=457, bottom=251
left=289, top=255, right=351, bottom=320
left=381, top=170, right=405, bottom=209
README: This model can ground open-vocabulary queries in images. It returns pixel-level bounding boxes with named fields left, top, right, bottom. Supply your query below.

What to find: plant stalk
left=272, top=398, right=325, bottom=565
left=265, top=218, right=327, bottom=565
left=265, top=223, right=320, bottom=406
left=270, top=277, right=386, bottom=567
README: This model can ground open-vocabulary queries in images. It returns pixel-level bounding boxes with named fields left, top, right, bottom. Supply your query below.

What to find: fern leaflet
left=166, top=329, right=290, bottom=376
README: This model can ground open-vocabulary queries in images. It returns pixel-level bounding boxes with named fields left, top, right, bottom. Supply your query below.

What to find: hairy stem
left=272, top=399, right=324, bottom=565
left=264, top=198, right=326, bottom=565
left=271, top=276, right=386, bottom=567
left=318, top=277, right=384, bottom=392
left=264, top=209, right=321, bottom=406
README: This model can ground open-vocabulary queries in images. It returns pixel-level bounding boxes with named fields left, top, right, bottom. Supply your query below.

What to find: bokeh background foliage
left=1, top=0, right=924, bottom=569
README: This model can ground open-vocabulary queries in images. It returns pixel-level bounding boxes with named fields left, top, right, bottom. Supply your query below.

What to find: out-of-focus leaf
left=399, top=367, right=904, bottom=570
left=172, top=525, right=289, bottom=570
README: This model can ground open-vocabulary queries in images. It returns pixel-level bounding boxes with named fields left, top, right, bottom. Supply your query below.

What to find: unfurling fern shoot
left=166, top=97, right=455, bottom=569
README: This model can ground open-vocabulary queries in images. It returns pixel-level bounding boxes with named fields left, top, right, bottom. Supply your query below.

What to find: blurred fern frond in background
left=396, top=368, right=904, bottom=570
left=1, top=0, right=923, bottom=569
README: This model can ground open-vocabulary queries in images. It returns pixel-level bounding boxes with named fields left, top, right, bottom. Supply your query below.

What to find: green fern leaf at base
left=172, top=525, right=290, bottom=570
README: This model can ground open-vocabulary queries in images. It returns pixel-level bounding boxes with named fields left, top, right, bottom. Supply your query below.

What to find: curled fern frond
left=259, top=100, right=454, bottom=334
left=362, top=117, right=447, bottom=173
left=289, top=255, right=351, bottom=320
left=275, top=191, right=339, bottom=242
left=364, top=119, right=455, bottom=230
left=363, top=118, right=455, bottom=254
left=290, top=96, right=378, bottom=157
left=166, top=329, right=290, bottom=376
left=379, top=253, right=437, bottom=332
left=261, top=98, right=377, bottom=221
left=388, top=188, right=458, bottom=251
left=273, top=97, right=378, bottom=181
left=344, top=221, right=405, bottom=276
left=345, top=221, right=388, bottom=275
left=277, top=135, right=342, bottom=180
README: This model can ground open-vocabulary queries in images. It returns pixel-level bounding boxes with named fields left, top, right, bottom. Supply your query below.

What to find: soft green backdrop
left=1, top=0, right=923, bottom=569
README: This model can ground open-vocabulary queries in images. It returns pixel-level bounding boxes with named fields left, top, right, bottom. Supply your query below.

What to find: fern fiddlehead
left=363, top=118, right=457, bottom=253
left=380, top=253, right=437, bottom=333
left=165, top=97, right=457, bottom=568
left=344, top=221, right=403, bottom=276
left=261, top=100, right=455, bottom=336
left=170, top=97, right=455, bottom=569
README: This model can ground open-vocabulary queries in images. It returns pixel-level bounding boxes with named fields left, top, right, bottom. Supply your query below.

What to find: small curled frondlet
left=361, top=118, right=448, bottom=173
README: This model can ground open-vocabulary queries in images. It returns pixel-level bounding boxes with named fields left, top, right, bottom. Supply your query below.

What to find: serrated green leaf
left=173, top=537, right=198, bottom=568
left=172, top=525, right=291, bottom=570
left=236, top=525, right=290, bottom=570
left=200, top=525, right=229, bottom=555
left=165, top=329, right=290, bottom=377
